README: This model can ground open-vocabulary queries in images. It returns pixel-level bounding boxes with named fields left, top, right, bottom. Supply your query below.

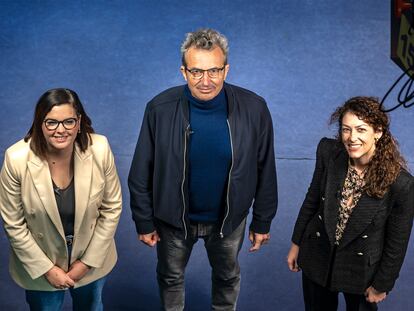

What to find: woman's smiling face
left=341, top=112, right=382, bottom=167
left=41, top=104, right=80, bottom=153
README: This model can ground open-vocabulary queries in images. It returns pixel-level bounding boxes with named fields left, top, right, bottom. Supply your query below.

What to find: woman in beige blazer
left=0, top=88, right=122, bottom=310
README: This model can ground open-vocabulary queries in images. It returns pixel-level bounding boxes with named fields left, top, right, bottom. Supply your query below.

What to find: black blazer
left=292, top=138, right=414, bottom=294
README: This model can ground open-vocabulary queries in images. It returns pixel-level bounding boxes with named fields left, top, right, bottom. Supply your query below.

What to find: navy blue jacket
left=128, top=83, right=278, bottom=238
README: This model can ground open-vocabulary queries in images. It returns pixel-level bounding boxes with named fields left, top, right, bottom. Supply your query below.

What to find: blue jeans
left=25, top=276, right=106, bottom=311
left=156, top=218, right=246, bottom=311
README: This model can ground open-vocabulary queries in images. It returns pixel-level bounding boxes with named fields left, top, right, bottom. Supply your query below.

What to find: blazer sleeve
left=291, top=138, right=330, bottom=245
left=128, top=103, right=156, bottom=235
left=0, top=149, right=54, bottom=279
left=371, top=173, right=414, bottom=292
left=80, top=138, right=122, bottom=268
left=249, top=101, right=278, bottom=234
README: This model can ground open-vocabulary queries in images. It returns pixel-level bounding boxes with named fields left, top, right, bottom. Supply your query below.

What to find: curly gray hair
left=181, top=28, right=229, bottom=66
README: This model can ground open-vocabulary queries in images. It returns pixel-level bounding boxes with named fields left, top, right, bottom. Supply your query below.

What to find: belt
left=65, top=235, right=74, bottom=246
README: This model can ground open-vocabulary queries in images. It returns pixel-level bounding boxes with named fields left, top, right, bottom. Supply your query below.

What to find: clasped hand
left=45, top=260, right=90, bottom=289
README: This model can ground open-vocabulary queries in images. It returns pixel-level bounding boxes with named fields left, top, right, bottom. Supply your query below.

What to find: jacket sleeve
left=0, top=150, right=54, bottom=279
left=80, top=137, right=122, bottom=268
left=291, top=138, right=329, bottom=245
left=249, top=102, right=278, bottom=234
left=371, top=175, right=414, bottom=292
left=128, top=103, right=156, bottom=234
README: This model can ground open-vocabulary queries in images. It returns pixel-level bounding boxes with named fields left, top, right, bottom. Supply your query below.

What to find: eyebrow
left=341, top=124, right=368, bottom=128
left=45, top=117, right=77, bottom=121
left=187, top=66, right=224, bottom=70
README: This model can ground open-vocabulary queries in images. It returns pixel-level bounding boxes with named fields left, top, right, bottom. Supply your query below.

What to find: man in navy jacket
left=128, top=28, right=278, bottom=311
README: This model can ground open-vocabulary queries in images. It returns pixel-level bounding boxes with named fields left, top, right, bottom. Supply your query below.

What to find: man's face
left=181, top=46, right=229, bottom=101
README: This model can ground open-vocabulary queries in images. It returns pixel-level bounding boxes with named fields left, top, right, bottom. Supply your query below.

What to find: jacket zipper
left=181, top=124, right=191, bottom=239
left=220, top=119, right=234, bottom=238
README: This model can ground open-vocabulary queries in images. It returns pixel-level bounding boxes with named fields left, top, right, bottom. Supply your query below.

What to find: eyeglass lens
left=44, top=118, right=77, bottom=130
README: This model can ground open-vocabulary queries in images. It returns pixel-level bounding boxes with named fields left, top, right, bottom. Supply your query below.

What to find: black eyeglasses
left=44, top=118, right=78, bottom=130
left=185, top=66, right=226, bottom=79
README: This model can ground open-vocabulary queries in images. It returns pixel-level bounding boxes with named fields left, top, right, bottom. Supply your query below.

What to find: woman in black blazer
left=287, top=97, right=414, bottom=311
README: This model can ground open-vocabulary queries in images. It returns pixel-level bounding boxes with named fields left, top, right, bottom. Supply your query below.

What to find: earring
left=374, top=137, right=378, bottom=144
left=78, top=128, right=81, bottom=134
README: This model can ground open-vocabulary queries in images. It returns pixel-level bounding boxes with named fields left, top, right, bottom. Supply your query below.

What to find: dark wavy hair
left=330, top=96, right=407, bottom=198
left=24, top=88, right=94, bottom=159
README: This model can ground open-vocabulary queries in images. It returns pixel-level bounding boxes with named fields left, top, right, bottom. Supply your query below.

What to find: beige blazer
left=0, top=134, right=122, bottom=290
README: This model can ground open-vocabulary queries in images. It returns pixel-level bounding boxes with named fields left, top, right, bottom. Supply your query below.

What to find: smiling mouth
left=53, top=136, right=68, bottom=142
left=347, top=144, right=362, bottom=151
left=198, top=88, right=214, bottom=92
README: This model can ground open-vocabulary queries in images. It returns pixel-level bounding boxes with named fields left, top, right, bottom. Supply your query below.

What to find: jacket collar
left=224, top=82, right=235, bottom=116
left=323, top=144, right=348, bottom=246
left=27, top=152, right=65, bottom=238
left=73, top=144, right=93, bottom=236
left=323, top=143, right=388, bottom=249
left=27, top=143, right=93, bottom=239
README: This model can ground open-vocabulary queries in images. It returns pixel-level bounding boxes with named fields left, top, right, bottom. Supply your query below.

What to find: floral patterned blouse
left=335, top=164, right=366, bottom=245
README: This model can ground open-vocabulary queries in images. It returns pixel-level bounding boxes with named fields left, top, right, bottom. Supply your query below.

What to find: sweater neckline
left=185, top=86, right=226, bottom=110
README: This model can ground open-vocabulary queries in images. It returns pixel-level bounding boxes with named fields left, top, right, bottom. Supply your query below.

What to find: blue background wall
left=1, top=1, right=413, bottom=310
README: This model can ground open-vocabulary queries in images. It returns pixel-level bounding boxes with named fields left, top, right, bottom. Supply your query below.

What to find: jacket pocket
left=368, top=250, right=382, bottom=266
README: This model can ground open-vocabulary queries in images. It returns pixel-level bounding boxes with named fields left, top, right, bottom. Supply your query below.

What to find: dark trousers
left=302, top=273, right=377, bottom=311
left=155, top=218, right=246, bottom=311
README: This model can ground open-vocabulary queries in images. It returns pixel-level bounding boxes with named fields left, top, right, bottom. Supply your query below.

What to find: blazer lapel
left=27, top=153, right=65, bottom=239
left=324, top=148, right=348, bottom=245
left=338, top=193, right=388, bottom=249
left=73, top=144, right=92, bottom=236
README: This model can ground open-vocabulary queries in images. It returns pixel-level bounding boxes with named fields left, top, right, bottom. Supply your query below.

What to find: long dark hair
left=330, top=96, right=406, bottom=198
left=24, top=88, right=94, bottom=159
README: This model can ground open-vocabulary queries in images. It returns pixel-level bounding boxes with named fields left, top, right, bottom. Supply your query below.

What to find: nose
left=201, top=72, right=210, bottom=85
left=56, top=122, right=66, bottom=132
left=349, top=130, right=358, bottom=141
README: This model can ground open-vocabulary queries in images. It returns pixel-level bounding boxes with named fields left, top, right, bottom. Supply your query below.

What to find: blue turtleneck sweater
left=185, top=86, right=231, bottom=223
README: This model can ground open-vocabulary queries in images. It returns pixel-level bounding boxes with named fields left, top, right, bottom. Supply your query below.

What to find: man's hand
left=249, top=230, right=270, bottom=252
left=45, top=265, right=75, bottom=289
left=139, top=231, right=160, bottom=247
left=287, top=243, right=301, bottom=272
left=67, top=260, right=90, bottom=282
left=365, top=286, right=387, bottom=303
